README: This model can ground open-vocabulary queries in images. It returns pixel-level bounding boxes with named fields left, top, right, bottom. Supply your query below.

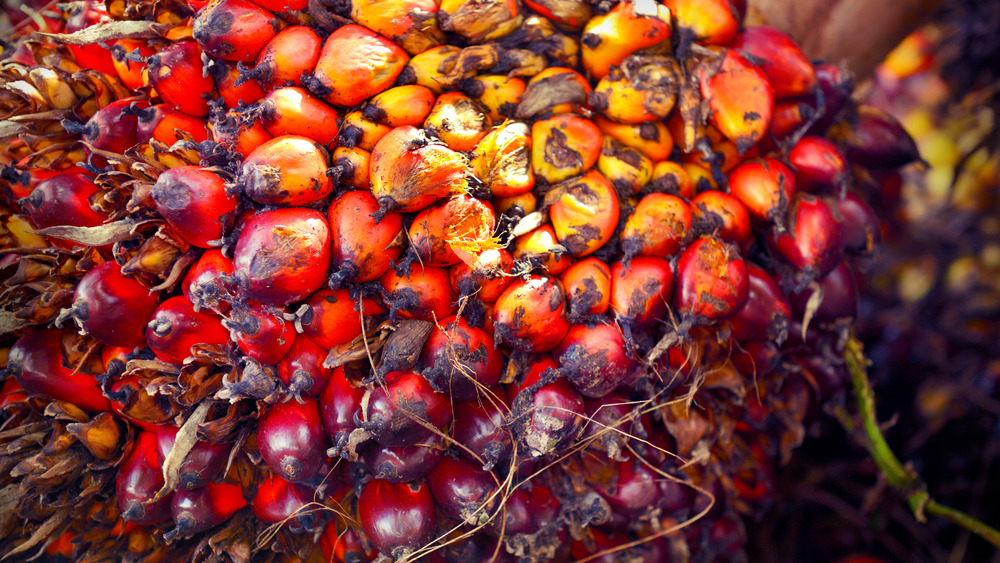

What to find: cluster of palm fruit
left=0, top=0, right=921, bottom=561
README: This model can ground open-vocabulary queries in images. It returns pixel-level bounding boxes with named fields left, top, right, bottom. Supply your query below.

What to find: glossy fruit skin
left=227, top=302, right=296, bottom=365
left=297, top=288, right=385, bottom=349
left=240, top=135, right=333, bottom=206
left=730, top=25, right=817, bottom=99
left=845, top=106, right=921, bottom=169
left=8, top=328, right=111, bottom=413
left=363, top=371, right=452, bottom=447
left=419, top=315, right=503, bottom=401
left=232, top=207, right=331, bottom=305
left=71, top=261, right=160, bottom=348
left=253, top=26, right=324, bottom=91
left=689, top=190, right=752, bottom=249
left=169, top=482, right=247, bottom=538
left=728, top=264, right=791, bottom=344
left=621, top=193, right=692, bottom=258
left=788, top=135, right=848, bottom=193
left=257, top=397, right=326, bottom=483
left=328, top=190, right=404, bottom=285
left=357, top=479, right=436, bottom=559
left=361, top=436, right=445, bottom=483
left=21, top=173, right=109, bottom=249
left=117, top=431, right=173, bottom=525
left=835, top=189, right=881, bottom=255
left=492, top=275, right=571, bottom=353
left=319, top=366, right=365, bottom=451
left=251, top=472, right=316, bottom=530
left=183, top=249, right=234, bottom=314
left=380, top=265, right=458, bottom=321
left=790, top=260, right=859, bottom=323
left=452, top=391, right=512, bottom=467
left=673, top=236, right=750, bottom=322
left=509, top=357, right=585, bottom=458
left=146, top=296, right=231, bottom=365
left=193, top=0, right=278, bottom=62
left=426, top=455, right=498, bottom=523
left=555, top=322, right=635, bottom=398
left=698, top=48, right=774, bottom=152
left=549, top=169, right=620, bottom=257
left=312, top=24, right=410, bottom=107
left=146, top=41, right=215, bottom=117
left=609, top=256, right=674, bottom=327
left=151, top=166, right=238, bottom=248
left=727, top=157, right=797, bottom=225
left=277, top=336, right=332, bottom=397
left=136, top=104, right=210, bottom=145
left=769, top=194, right=844, bottom=278
left=154, top=425, right=230, bottom=490
left=449, top=248, right=515, bottom=303
left=81, top=98, right=141, bottom=154
left=560, top=257, right=612, bottom=319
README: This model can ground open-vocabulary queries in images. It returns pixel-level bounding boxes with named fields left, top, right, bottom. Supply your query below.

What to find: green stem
left=842, top=335, right=1000, bottom=550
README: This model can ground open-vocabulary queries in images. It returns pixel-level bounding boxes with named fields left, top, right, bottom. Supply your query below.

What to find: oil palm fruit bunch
left=0, top=0, right=920, bottom=561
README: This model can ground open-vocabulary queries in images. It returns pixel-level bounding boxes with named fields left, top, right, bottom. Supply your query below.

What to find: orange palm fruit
left=727, top=157, right=797, bottom=226
left=698, top=48, right=774, bottom=153
left=463, top=75, right=527, bottom=122
left=449, top=247, right=515, bottom=302
left=621, top=192, right=692, bottom=258
left=597, top=136, right=653, bottom=195
left=213, top=62, right=265, bottom=107
left=409, top=195, right=497, bottom=267
left=328, top=190, right=405, bottom=284
left=770, top=99, right=816, bottom=141
left=470, top=120, right=534, bottom=198
left=240, top=135, right=333, bottom=206
left=260, top=87, right=340, bottom=146
left=250, top=25, right=323, bottom=90
left=531, top=115, right=603, bottom=184
left=370, top=125, right=470, bottom=214
left=649, top=160, right=693, bottom=198
left=683, top=161, right=718, bottom=191
left=351, top=0, right=445, bottom=55
left=401, top=45, right=462, bottom=95
left=492, top=275, right=570, bottom=352
left=330, top=146, right=371, bottom=190
left=312, top=24, right=409, bottom=107
left=146, top=41, right=215, bottom=117
left=513, top=224, right=572, bottom=275
left=581, top=0, right=672, bottom=80
left=732, top=26, right=817, bottom=99
left=663, top=0, right=739, bottom=46
left=193, top=0, right=280, bottom=62
left=380, top=265, right=458, bottom=321
left=362, top=85, right=437, bottom=128
left=110, top=38, right=155, bottom=91
left=492, top=191, right=537, bottom=216
left=340, top=111, right=393, bottom=152
left=209, top=108, right=273, bottom=157
left=517, top=67, right=591, bottom=118
left=423, top=91, right=491, bottom=152
left=609, top=256, right=673, bottom=327
left=591, top=56, right=680, bottom=123
left=595, top=115, right=673, bottom=163
left=439, top=0, right=524, bottom=44
left=559, top=257, right=612, bottom=318
left=137, top=104, right=210, bottom=145
left=548, top=169, right=620, bottom=257
left=690, top=190, right=752, bottom=249
left=522, top=0, right=593, bottom=30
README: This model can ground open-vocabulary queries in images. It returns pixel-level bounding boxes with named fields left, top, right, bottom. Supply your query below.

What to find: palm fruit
left=0, top=0, right=924, bottom=562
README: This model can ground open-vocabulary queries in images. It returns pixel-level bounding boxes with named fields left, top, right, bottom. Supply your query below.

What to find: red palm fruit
left=311, top=24, right=409, bottom=107
left=252, top=0, right=307, bottom=12
left=78, top=98, right=141, bottom=154
left=258, top=397, right=326, bottom=483
left=449, top=247, right=515, bottom=303
left=167, top=482, right=247, bottom=539
left=674, top=236, right=750, bottom=322
left=357, top=479, right=436, bottom=559
left=727, top=264, right=790, bottom=344
left=380, top=266, right=458, bottom=321
left=320, top=366, right=365, bottom=449
left=277, top=336, right=332, bottom=397
left=145, top=41, right=215, bottom=117
left=609, top=256, right=673, bottom=327
left=621, top=192, right=692, bottom=258
left=513, top=224, right=572, bottom=275
left=581, top=392, right=631, bottom=458
left=151, top=166, right=239, bottom=248
left=370, top=125, right=470, bottom=214
left=154, top=425, right=229, bottom=490
left=808, top=63, right=853, bottom=134
left=489, top=484, right=561, bottom=539
left=531, top=115, right=603, bottom=185
left=63, top=260, right=159, bottom=348
left=297, top=288, right=385, bottom=349
left=21, top=172, right=109, bottom=249
left=363, top=85, right=437, bottom=128
left=136, top=104, right=210, bottom=145
left=240, top=135, right=332, bottom=206
left=596, top=116, right=674, bottom=163
left=213, top=61, right=266, bottom=107
left=260, top=87, right=339, bottom=146
left=452, top=389, right=512, bottom=467
left=596, top=456, right=663, bottom=518
left=727, top=157, right=797, bottom=226
left=193, top=0, right=279, bottom=62
left=0, top=379, right=28, bottom=409
left=147, top=296, right=231, bottom=365
left=251, top=472, right=317, bottom=530
left=427, top=455, right=498, bottom=524
left=731, top=26, right=817, bottom=99
left=732, top=340, right=780, bottom=378
left=331, top=146, right=372, bottom=190
left=4, top=168, right=58, bottom=201
left=493, top=275, right=571, bottom=353
left=64, top=2, right=117, bottom=75
left=698, top=49, right=774, bottom=153
left=362, top=370, right=452, bottom=447
left=225, top=302, right=296, bottom=365
left=769, top=193, right=844, bottom=277
left=690, top=190, right=752, bottom=249
left=549, top=170, right=620, bottom=257
left=7, top=328, right=111, bottom=413
left=835, top=189, right=881, bottom=255
left=361, top=435, right=445, bottom=483
left=328, top=190, right=404, bottom=285
left=420, top=314, right=503, bottom=401
left=118, top=431, right=173, bottom=524
left=509, top=360, right=584, bottom=458
left=560, top=257, right=612, bottom=319
left=351, top=0, right=444, bottom=55
left=790, top=260, right=859, bottom=322
left=232, top=207, right=331, bottom=305
left=251, top=26, right=322, bottom=90
left=555, top=322, right=635, bottom=398
left=843, top=106, right=922, bottom=169
left=769, top=99, right=816, bottom=141
left=664, top=0, right=739, bottom=45
left=788, top=135, right=848, bottom=192
left=183, top=249, right=234, bottom=314
left=580, top=1, right=671, bottom=80
left=111, top=39, right=154, bottom=91
left=322, top=525, right=375, bottom=563
left=424, top=91, right=490, bottom=152
left=409, top=195, right=496, bottom=268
